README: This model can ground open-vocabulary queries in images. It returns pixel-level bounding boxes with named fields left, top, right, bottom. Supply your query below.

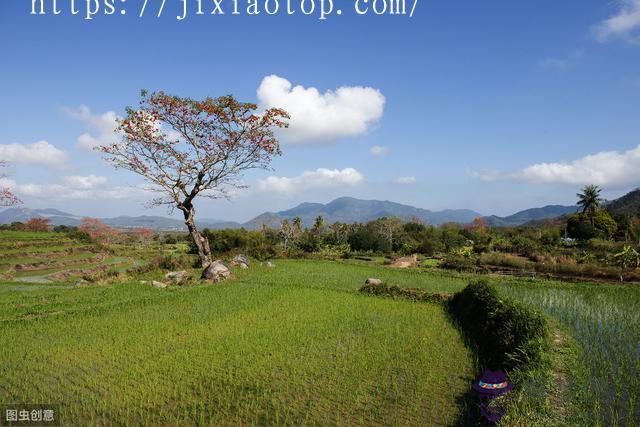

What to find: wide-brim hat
left=472, top=369, right=513, bottom=395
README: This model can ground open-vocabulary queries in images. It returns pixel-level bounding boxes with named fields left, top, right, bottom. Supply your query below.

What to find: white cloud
left=394, top=176, right=416, bottom=185
left=0, top=141, right=68, bottom=167
left=472, top=145, right=640, bottom=189
left=60, top=174, right=108, bottom=189
left=538, top=50, right=583, bottom=71
left=370, top=145, right=391, bottom=156
left=257, top=167, right=364, bottom=194
left=257, top=75, right=385, bottom=143
left=63, top=105, right=120, bottom=150
left=2, top=175, right=147, bottom=200
left=592, top=0, right=640, bottom=43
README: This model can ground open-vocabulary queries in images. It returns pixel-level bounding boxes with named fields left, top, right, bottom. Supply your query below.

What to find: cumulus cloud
left=2, top=175, right=147, bottom=200
left=257, top=167, right=364, bottom=194
left=63, top=105, right=120, bottom=150
left=257, top=75, right=385, bottom=143
left=592, top=0, right=640, bottom=43
left=394, top=176, right=416, bottom=185
left=370, top=145, right=391, bottom=156
left=472, top=145, right=640, bottom=189
left=60, top=174, right=108, bottom=189
left=0, top=140, right=68, bottom=167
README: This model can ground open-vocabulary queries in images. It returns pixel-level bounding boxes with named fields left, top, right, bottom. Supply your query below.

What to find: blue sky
left=1, top=0, right=640, bottom=221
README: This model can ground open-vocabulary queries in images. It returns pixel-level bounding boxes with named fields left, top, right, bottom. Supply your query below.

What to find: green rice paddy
left=1, top=231, right=639, bottom=425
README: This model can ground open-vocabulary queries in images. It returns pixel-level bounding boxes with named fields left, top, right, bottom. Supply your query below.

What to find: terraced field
left=0, top=231, right=145, bottom=284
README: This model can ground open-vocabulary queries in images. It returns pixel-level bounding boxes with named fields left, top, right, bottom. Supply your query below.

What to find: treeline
left=193, top=213, right=637, bottom=259
left=1, top=218, right=154, bottom=245
left=190, top=185, right=639, bottom=281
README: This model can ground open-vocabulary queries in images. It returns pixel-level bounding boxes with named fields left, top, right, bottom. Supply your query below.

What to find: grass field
left=0, top=235, right=476, bottom=425
left=1, top=231, right=639, bottom=425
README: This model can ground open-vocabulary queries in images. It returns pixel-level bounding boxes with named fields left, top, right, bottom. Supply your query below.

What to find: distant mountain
left=4, top=189, right=637, bottom=231
left=0, top=207, right=82, bottom=226
left=244, top=197, right=482, bottom=229
left=0, top=208, right=237, bottom=231
left=484, top=205, right=578, bottom=227
left=606, top=188, right=640, bottom=217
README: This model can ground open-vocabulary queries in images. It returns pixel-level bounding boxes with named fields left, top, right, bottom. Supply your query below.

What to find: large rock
left=165, top=270, right=190, bottom=285
left=391, top=254, right=419, bottom=269
left=152, top=280, right=168, bottom=289
left=202, top=260, right=231, bottom=282
left=365, top=278, right=383, bottom=286
left=230, top=254, right=250, bottom=269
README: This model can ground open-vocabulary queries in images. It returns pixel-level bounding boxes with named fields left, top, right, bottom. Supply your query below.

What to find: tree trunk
left=182, top=205, right=211, bottom=268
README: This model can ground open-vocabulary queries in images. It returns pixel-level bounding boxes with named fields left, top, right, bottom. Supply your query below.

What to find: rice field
left=499, top=279, right=640, bottom=426
left=259, top=260, right=640, bottom=425
left=0, top=233, right=476, bottom=425
left=0, top=232, right=145, bottom=284
left=1, top=231, right=639, bottom=425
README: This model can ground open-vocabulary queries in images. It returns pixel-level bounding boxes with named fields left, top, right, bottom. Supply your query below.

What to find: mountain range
left=1, top=190, right=637, bottom=231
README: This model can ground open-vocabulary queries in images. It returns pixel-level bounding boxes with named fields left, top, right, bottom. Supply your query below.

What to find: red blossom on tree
left=131, top=227, right=154, bottom=244
left=25, top=217, right=52, bottom=232
left=0, top=161, right=21, bottom=207
left=97, top=90, right=289, bottom=267
left=79, top=217, right=122, bottom=244
left=467, top=216, right=489, bottom=235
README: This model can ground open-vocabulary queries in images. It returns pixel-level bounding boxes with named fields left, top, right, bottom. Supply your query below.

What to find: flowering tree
left=25, top=218, right=52, bottom=232
left=467, top=216, right=489, bottom=235
left=0, top=161, right=20, bottom=206
left=132, top=227, right=154, bottom=245
left=98, top=91, right=288, bottom=267
left=79, top=217, right=122, bottom=244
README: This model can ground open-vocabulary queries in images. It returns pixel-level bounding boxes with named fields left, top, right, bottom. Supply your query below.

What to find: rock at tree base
left=365, top=278, right=383, bottom=286
left=152, top=280, right=168, bottom=289
left=230, top=254, right=250, bottom=269
left=165, top=270, right=190, bottom=285
left=202, top=260, right=231, bottom=282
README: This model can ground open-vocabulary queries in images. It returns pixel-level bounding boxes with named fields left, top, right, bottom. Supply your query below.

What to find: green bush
left=66, top=229, right=93, bottom=243
left=478, top=252, right=534, bottom=270
left=567, top=211, right=617, bottom=240
left=146, top=254, right=196, bottom=271
left=359, top=281, right=451, bottom=303
left=448, top=280, right=548, bottom=371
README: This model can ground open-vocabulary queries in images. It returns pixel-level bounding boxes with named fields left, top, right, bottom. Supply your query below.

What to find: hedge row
left=359, top=281, right=451, bottom=303
left=448, top=279, right=548, bottom=370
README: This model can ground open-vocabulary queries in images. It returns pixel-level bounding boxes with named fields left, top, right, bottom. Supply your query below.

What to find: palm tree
left=292, top=217, right=302, bottom=236
left=313, top=216, right=325, bottom=235
left=577, top=185, right=602, bottom=216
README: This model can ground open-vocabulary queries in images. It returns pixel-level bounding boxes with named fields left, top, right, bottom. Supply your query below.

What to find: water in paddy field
left=500, top=282, right=640, bottom=426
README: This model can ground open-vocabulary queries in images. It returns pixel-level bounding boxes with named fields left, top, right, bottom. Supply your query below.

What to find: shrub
left=478, top=252, right=534, bottom=270
left=66, top=229, right=93, bottom=243
left=510, top=236, right=538, bottom=257
left=359, top=281, right=451, bottom=303
left=440, top=254, right=479, bottom=272
left=448, top=280, right=548, bottom=371
left=567, top=211, right=617, bottom=240
left=140, top=254, right=196, bottom=272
